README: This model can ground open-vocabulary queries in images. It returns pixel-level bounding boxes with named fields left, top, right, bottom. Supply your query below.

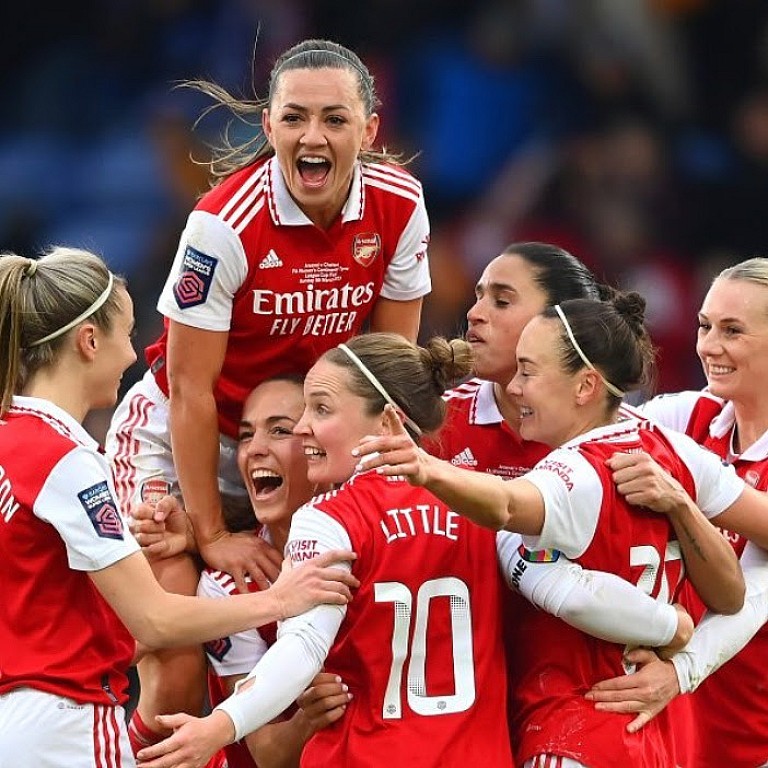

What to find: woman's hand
left=129, top=495, right=194, bottom=560
left=352, top=405, right=434, bottom=486
left=585, top=648, right=681, bottom=733
left=296, top=672, right=353, bottom=732
left=136, top=711, right=233, bottom=768
left=270, top=551, right=360, bottom=620
left=607, top=452, right=690, bottom=515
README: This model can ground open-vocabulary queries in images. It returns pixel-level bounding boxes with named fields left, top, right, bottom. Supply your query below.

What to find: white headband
left=29, top=273, right=115, bottom=348
left=337, top=343, right=422, bottom=437
left=277, top=48, right=368, bottom=79
left=553, top=304, right=626, bottom=399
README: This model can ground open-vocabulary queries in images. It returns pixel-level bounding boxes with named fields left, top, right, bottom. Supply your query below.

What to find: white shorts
left=105, top=370, right=246, bottom=514
left=525, top=757, right=588, bottom=768
left=0, top=688, right=134, bottom=768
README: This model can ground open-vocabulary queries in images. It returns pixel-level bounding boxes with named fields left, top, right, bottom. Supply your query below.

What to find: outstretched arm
left=355, top=405, right=545, bottom=534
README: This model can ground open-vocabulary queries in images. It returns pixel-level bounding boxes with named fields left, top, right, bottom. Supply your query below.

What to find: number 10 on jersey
left=374, top=577, right=476, bottom=719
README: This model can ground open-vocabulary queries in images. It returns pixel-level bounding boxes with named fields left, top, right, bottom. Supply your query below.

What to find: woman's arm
left=369, top=296, right=423, bottom=342
left=587, top=541, right=768, bottom=732
left=136, top=506, right=352, bottom=768
left=355, top=405, right=545, bottom=533
left=89, top=549, right=356, bottom=649
left=168, top=321, right=281, bottom=592
left=608, top=451, right=745, bottom=614
left=672, top=540, right=768, bottom=691
left=710, top=485, right=768, bottom=550
left=497, top=532, right=691, bottom=649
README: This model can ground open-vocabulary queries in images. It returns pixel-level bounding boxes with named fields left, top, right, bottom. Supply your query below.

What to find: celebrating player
left=106, top=37, right=432, bottom=749
left=0, top=248, right=358, bottom=768
left=136, top=331, right=700, bottom=768
left=588, top=257, right=768, bottom=767
left=355, top=292, right=758, bottom=768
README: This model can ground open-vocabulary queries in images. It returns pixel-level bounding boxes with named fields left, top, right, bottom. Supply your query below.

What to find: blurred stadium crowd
left=4, top=0, right=768, bottom=436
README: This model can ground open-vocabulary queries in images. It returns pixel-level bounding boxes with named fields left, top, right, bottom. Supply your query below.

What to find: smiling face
left=295, top=357, right=384, bottom=486
left=506, top=315, right=589, bottom=447
left=88, top=286, right=137, bottom=410
left=237, top=379, right=316, bottom=530
left=466, top=254, right=550, bottom=387
left=262, top=67, right=379, bottom=230
left=697, top=277, right=768, bottom=406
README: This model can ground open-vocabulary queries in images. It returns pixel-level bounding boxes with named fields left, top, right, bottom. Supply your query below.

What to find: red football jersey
left=200, top=561, right=289, bottom=768
left=0, top=397, right=138, bottom=705
left=644, top=392, right=768, bottom=768
left=294, top=470, right=512, bottom=767
left=146, top=157, right=431, bottom=438
left=423, top=378, right=550, bottom=755
left=425, top=379, right=551, bottom=477
left=511, top=419, right=743, bottom=768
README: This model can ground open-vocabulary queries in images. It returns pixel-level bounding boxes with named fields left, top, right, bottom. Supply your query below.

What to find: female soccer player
left=588, top=257, right=768, bottom=767
left=355, top=291, right=761, bottom=768
left=106, top=38, right=433, bottom=746
left=0, top=248, right=356, bottom=768
left=136, top=331, right=699, bottom=768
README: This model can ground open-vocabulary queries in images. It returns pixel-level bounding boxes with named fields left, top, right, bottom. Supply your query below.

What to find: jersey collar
left=470, top=379, right=504, bottom=425
left=267, top=157, right=364, bottom=226
left=9, top=395, right=99, bottom=451
left=710, top=400, right=768, bottom=462
left=561, top=416, right=644, bottom=450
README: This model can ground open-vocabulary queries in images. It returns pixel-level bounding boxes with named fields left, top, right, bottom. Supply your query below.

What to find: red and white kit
left=199, top=559, right=276, bottom=768
left=107, top=156, right=431, bottom=508
left=641, top=391, right=768, bottom=768
left=216, top=470, right=513, bottom=768
left=0, top=396, right=139, bottom=767
left=425, top=378, right=551, bottom=478
left=510, top=417, right=744, bottom=768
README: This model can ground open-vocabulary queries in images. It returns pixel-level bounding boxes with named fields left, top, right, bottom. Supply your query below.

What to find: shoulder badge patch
left=78, top=482, right=124, bottom=540
left=173, top=246, right=218, bottom=309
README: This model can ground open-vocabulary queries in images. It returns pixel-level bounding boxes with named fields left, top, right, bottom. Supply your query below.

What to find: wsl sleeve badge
left=78, top=481, right=124, bottom=540
left=173, top=246, right=218, bottom=309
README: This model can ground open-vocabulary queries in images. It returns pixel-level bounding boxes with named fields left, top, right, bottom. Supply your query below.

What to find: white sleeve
left=497, top=531, right=677, bottom=646
left=197, top=571, right=270, bottom=677
left=215, top=505, right=350, bottom=742
left=156, top=210, right=248, bottom=331
left=635, top=391, right=710, bottom=432
left=660, top=426, right=745, bottom=518
left=520, top=449, right=602, bottom=557
left=672, top=541, right=768, bottom=693
left=34, top=447, right=139, bottom=571
left=380, top=194, right=432, bottom=301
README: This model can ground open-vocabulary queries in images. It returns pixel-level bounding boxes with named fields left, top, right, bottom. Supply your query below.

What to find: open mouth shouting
left=250, top=469, right=285, bottom=501
left=297, top=156, right=331, bottom=187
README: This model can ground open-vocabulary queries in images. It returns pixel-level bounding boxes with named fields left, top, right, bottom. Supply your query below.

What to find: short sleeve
left=156, top=210, right=248, bottom=331
left=34, top=447, right=139, bottom=571
left=198, top=570, right=270, bottom=677
left=661, top=426, right=745, bottom=516
left=520, top=449, right=603, bottom=558
left=379, top=195, right=432, bottom=301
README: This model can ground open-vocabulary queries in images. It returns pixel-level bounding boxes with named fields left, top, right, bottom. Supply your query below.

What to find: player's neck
left=493, top=382, right=523, bottom=434
left=732, top=402, right=768, bottom=454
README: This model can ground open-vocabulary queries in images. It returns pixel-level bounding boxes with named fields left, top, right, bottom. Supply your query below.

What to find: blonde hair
left=717, top=257, right=768, bottom=291
left=0, top=247, right=125, bottom=415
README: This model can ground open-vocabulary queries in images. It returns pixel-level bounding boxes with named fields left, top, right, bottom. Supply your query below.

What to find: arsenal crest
left=352, top=233, right=381, bottom=267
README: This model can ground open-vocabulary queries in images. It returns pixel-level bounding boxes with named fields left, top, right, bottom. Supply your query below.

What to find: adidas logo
left=451, top=447, right=477, bottom=467
left=258, top=250, right=283, bottom=269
